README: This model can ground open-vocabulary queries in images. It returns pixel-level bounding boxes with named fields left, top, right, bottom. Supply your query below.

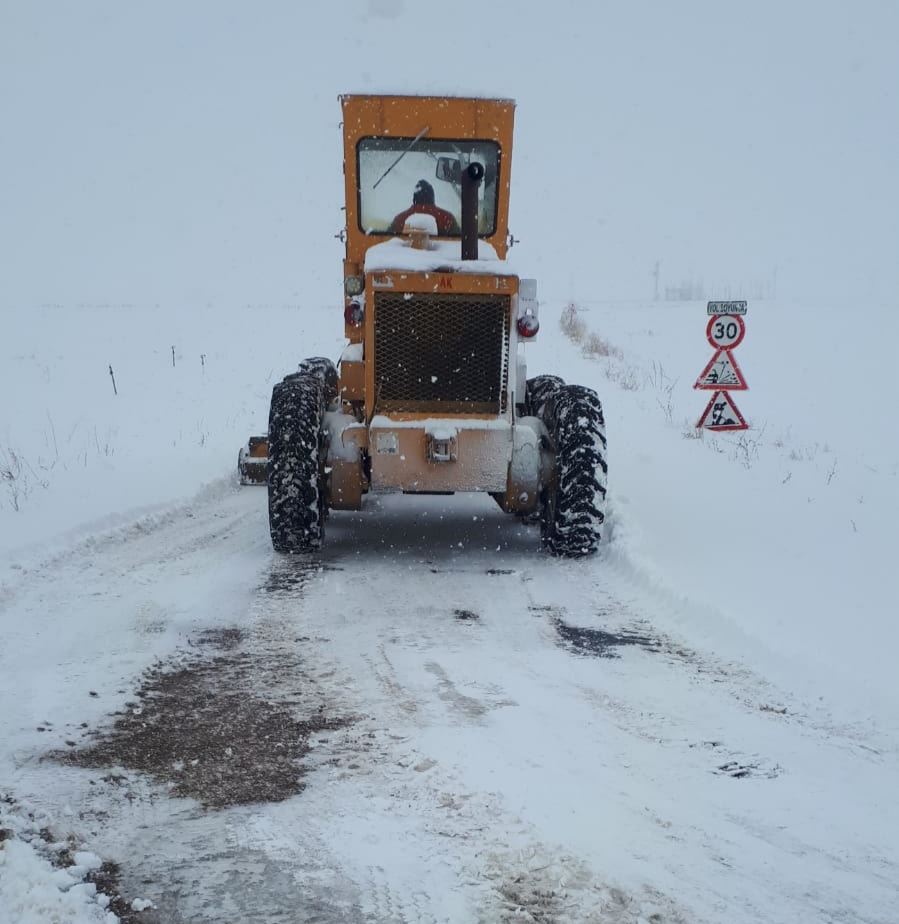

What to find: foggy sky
left=2, top=0, right=897, bottom=306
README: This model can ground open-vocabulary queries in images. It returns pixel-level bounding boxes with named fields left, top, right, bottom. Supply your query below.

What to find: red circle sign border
left=706, top=314, right=746, bottom=349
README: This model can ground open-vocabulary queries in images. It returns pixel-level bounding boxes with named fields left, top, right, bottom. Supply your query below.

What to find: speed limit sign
left=706, top=315, right=745, bottom=349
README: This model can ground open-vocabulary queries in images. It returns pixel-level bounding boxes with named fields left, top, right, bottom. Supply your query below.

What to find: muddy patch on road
left=554, top=617, right=661, bottom=659
left=530, top=605, right=699, bottom=664
left=689, top=741, right=782, bottom=780
left=453, top=607, right=479, bottom=621
left=485, top=846, right=687, bottom=923
left=261, top=559, right=343, bottom=596
left=52, top=628, right=351, bottom=808
left=87, top=860, right=148, bottom=923
left=192, top=626, right=245, bottom=649
left=714, top=758, right=782, bottom=780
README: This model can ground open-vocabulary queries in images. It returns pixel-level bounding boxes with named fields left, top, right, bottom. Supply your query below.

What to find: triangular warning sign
left=694, top=348, right=748, bottom=390
left=696, top=390, right=748, bottom=431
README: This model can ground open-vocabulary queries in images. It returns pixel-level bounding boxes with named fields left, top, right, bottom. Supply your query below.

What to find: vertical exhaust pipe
left=461, top=162, right=484, bottom=260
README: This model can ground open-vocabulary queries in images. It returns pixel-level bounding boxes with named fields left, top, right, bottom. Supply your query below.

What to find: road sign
left=696, top=391, right=748, bottom=431
left=694, top=348, right=748, bottom=390
left=706, top=314, right=745, bottom=349
left=707, top=300, right=747, bottom=316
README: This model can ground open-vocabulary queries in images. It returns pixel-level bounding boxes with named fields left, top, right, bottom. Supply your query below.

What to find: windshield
left=357, top=137, right=501, bottom=237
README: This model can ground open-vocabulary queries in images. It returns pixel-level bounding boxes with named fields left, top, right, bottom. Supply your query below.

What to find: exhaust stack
left=460, top=162, right=484, bottom=260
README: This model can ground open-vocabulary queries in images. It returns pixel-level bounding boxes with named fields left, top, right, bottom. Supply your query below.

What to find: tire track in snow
left=3, top=489, right=897, bottom=922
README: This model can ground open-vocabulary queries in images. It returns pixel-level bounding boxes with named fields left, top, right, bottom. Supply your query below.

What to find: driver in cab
left=389, top=180, right=460, bottom=236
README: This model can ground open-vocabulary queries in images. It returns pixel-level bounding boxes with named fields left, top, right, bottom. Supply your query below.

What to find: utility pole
left=652, top=260, right=661, bottom=301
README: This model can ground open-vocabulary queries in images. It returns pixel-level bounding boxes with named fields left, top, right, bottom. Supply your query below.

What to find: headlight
left=344, top=275, right=364, bottom=297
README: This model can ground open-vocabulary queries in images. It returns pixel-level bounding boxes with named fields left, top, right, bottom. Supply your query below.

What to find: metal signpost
left=695, top=301, right=749, bottom=431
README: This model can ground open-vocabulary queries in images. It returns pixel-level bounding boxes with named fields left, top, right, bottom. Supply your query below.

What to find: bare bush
left=1, top=449, right=27, bottom=511
left=646, top=362, right=678, bottom=423
left=583, top=331, right=622, bottom=359
left=559, top=303, right=586, bottom=343
left=605, top=360, right=641, bottom=391
left=559, top=302, right=637, bottom=391
left=731, top=434, right=761, bottom=469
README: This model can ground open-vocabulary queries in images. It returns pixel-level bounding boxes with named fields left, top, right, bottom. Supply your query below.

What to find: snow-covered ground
left=2, top=296, right=898, bottom=922
left=3, top=2, right=899, bottom=921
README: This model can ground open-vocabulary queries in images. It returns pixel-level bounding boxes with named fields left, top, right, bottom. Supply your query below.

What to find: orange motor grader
left=239, top=94, right=607, bottom=556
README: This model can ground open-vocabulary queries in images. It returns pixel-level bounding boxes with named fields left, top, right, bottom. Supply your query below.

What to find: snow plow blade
left=238, top=436, right=268, bottom=485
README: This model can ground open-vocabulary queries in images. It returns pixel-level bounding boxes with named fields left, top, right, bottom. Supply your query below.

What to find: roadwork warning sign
left=694, top=348, right=748, bottom=390
left=695, top=302, right=750, bottom=429
left=696, top=390, right=748, bottom=431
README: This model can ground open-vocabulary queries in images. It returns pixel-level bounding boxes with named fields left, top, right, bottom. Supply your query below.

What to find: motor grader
left=239, top=94, right=607, bottom=556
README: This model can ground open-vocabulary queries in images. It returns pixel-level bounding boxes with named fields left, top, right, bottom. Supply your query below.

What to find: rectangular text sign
left=707, top=300, right=748, bottom=315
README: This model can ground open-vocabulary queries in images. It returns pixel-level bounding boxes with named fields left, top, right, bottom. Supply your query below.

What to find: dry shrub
left=560, top=303, right=586, bottom=343
left=606, top=361, right=641, bottom=391
left=583, top=332, right=622, bottom=359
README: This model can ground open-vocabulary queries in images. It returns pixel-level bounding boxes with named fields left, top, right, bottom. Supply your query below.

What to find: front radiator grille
left=374, top=291, right=511, bottom=414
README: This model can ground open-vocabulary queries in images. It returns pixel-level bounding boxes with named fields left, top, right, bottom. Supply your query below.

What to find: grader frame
left=239, top=95, right=608, bottom=557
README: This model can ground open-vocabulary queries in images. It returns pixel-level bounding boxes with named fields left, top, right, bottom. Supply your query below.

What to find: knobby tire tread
left=540, top=384, right=608, bottom=557
left=268, top=374, right=326, bottom=553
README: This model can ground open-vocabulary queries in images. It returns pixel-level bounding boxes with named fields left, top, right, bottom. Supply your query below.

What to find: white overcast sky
left=1, top=0, right=897, bottom=305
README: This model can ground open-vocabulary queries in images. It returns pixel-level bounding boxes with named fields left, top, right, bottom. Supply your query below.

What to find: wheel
left=520, top=375, right=567, bottom=520
left=267, top=373, right=328, bottom=552
left=525, top=374, right=565, bottom=419
left=540, top=384, right=607, bottom=557
left=284, top=357, right=338, bottom=404
left=300, top=356, right=339, bottom=401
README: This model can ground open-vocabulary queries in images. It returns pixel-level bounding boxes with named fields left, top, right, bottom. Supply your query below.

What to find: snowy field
left=2, top=296, right=898, bottom=923
left=2, top=1, right=899, bottom=922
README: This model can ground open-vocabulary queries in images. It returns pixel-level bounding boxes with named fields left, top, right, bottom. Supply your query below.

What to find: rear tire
left=540, top=385, right=607, bottom=557
left=267, top=373, right=328, bottom=553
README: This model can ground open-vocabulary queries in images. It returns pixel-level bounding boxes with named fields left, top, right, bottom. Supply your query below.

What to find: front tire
left=293, top=357, right=339, bottom=400
left=540, top=385, right=607, bottom=557
left=525, top=374, right=565, bottom=419
left=267, top=374, right=328, bottom=552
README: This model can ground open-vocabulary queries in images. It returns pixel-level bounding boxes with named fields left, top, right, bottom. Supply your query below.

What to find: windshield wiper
left=372, top=125, right=429, bottom=190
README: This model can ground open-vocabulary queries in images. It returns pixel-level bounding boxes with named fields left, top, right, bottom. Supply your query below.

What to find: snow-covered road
left=3, top=480, right=897, bottom=923
left=4, top=3, right=899, bottom=917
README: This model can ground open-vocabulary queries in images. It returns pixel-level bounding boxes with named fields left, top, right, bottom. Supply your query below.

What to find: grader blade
left=238, top=436, right=268, bottom=485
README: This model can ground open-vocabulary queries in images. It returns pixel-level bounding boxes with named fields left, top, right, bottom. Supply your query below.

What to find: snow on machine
left=238, top=94, right=607, bottom=556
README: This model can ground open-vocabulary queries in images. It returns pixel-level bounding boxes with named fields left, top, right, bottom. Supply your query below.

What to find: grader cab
left=239, top=95, right=607, bottom=556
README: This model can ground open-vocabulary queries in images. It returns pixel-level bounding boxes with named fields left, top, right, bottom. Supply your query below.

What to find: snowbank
left=529, top=298, right=899, bottom=730
left=0, top=800, right=117, bottom=924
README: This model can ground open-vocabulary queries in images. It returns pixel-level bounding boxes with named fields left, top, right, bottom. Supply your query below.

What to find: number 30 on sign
left=706, top=314, right=745, bottom=349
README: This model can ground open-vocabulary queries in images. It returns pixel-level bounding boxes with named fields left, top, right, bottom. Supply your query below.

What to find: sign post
left=695, top=301, right=749, bottom=431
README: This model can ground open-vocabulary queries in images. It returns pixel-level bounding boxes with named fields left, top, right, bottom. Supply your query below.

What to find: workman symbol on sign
left=712, top=400, right=737, bottom=427
left=696, top=389, right=748, bottom=431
